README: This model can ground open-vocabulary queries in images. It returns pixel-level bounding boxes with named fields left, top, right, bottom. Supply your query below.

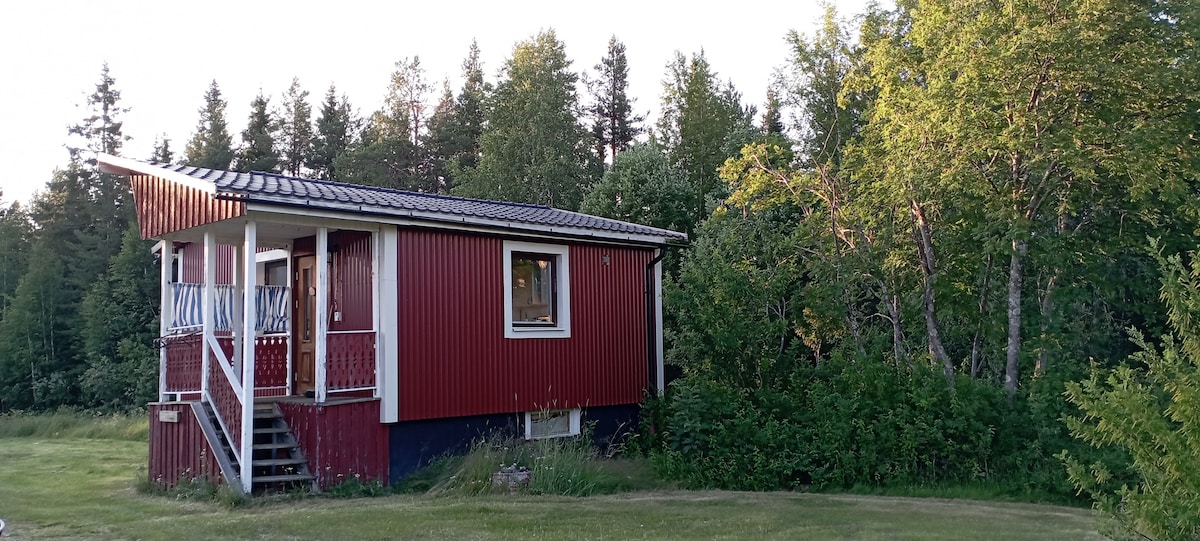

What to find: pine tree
left=587, top=36, right=643, bottom=165
left=184, top=80, right=235, bottom=169
left=421, top=81, right=458, bottom=193
left=150, top=134, right=174, bottom=163
left=279, top=78, right=313, bottom=176
left=236, top=92, right=279, bottom=173
left=337, top=58, right=427, bottom=190
left=455, top=30, right=596, bottom=209
left=311, top=84, right=354, bottom=181
left=451, top=40, right=489, bottom=176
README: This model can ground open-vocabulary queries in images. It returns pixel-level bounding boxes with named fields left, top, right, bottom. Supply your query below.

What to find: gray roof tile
left=150, top=162, right=687, bottom=243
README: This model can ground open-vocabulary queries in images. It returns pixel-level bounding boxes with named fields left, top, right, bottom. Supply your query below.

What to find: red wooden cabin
left=98, top=154, right=686, bottom=493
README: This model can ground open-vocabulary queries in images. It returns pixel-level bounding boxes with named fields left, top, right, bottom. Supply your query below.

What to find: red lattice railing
left=327, top=331, right=376, bottom=391
left=206, top=347, right=242, bottom=456
left=253, top=335, right=289, bottom=397
left=163, top=334, right=203, bottom=393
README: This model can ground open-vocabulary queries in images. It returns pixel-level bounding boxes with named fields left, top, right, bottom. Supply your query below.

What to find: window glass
left=265, top=261, right=288, bottom=286
left=511, top=253, right=556, bottom=325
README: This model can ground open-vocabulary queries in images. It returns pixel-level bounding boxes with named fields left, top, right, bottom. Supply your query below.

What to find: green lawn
left=0, top=437, right=1106, bottom=541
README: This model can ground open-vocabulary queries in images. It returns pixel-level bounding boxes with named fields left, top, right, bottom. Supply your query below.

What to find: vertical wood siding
left=130, top=174, right=244, bottom=240
left=148, top=403, right=224, bottom=488
left=179, top=242, right=234, bottom=284
left=330, top=231, right=374, bottom=331
left=396, top=229, right=651, bottom=421
left=276, top=400, right=389, bottom=488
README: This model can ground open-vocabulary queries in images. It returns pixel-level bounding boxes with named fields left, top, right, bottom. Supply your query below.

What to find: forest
left=0, top=1, right=1198, bottom=538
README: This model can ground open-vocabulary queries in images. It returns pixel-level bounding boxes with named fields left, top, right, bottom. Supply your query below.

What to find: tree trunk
left=970, top=255, right=994, bottom=378
left=1035, top=274, right=1058, bottom=377
left=911, top=200, right=954, bottom=384
left=1005, top=239, right=1028, bottom=400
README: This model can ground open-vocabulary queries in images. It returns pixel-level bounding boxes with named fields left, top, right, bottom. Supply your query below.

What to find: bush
left=652, top=356, right=1088, bottom=501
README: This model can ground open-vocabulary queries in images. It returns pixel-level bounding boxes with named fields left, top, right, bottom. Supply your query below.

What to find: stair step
left=254, top=473, right=314, bottom=484
left=253, top=442, right=299, bottom=450
left=254, top=410, right=282, bottom=419
left=253, top=426, right=291, bottom=434
left=253, top=457, right=308, bottom=467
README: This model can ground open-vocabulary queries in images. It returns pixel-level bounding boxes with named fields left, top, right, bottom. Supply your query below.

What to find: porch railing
left=327, top=331, right=376, bottom=393
left=164, top=334, right=290, bottom=398
left=162, top=334, right=203, bottom=397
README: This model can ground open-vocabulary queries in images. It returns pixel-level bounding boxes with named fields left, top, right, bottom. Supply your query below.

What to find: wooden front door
left=293, top=255, right=317, bottom=396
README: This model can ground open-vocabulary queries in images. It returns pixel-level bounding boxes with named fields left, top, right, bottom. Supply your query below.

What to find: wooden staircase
left=196, top=402, right=315, bottom=494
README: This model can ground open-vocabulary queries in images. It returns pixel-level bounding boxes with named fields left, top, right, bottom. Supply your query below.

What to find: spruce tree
left=236, top=92, right=279, bottom=173
left=311, top=84, right=354, bottom=181
left=279, top=78, right=313, bottom=176
left=184, top=80, right=235, bottom=169
left=150, top=134, right=174, bottom=163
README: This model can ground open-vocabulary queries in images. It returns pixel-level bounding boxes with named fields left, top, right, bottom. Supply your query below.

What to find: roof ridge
left=243, top=169, right=556, bottom=212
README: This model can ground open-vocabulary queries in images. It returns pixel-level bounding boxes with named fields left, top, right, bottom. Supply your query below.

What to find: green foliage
left=337, top=58, right=427, bottom=190
left=454, top=30, right=597, bottom=210
left=1063, top=246, right=1200, bottom=541
left=580, top=144, right=690, bottom=233
left=325, top=476, right=389, bottom=498
left=184, top=80, right=235, bottom=169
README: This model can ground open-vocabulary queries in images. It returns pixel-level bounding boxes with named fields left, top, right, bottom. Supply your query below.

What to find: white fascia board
left=243, top=199, right=688, bottom=247
left=96, top=153, right=217, bottom=194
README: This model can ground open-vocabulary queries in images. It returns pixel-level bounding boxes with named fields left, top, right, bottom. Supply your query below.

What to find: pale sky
left=0, top=0, right=880, bottom=206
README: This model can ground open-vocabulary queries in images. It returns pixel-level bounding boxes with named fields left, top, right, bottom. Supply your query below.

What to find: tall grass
left=412, top=432, right=668, bottom=497
left=0, top=408, right=149, bottom=441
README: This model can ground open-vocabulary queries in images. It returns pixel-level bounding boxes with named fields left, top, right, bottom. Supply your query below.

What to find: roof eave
left=242, top=196, right=688, bottom=247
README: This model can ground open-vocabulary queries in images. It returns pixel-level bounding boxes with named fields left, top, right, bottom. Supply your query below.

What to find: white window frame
left=503, top=240, right=570, bottom=339
left=524, top=409, right=582, bottom=440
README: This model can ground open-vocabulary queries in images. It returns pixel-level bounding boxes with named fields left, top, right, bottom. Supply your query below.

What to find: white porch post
left=654, top=249, right=665, bottom=394
left=240, top=221, right=257, bottom=494
left=232, top=246, right=244, bottom=378
left=158, top=241, right=172, bottom=402
left=285, top=245, right=294, bottom=396
left=378, top=225, right=399, bottom=423
left=315, top=228, right=329, bottom=404
left=202, top=232, right=216, bottom=398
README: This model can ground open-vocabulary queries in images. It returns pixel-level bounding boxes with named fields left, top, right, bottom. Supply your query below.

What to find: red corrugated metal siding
left=396, top=229, right=651, bottom=421
left=148, top=403, right=224, bottom=488
left=331, top=231, right=373, bottom=331
left=179, top=242, right=234, bottom=284
left=276, top=400, right=389, bottom=488
left=130, top=174, right=245, bottom=240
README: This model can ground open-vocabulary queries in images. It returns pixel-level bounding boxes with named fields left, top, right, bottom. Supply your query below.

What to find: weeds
left=418, top=431, right=667, bottom=497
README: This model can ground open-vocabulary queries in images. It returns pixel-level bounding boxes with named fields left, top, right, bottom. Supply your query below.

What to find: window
left=503, top=241, right=570, bottom=339
left=524, top=409, right=581, bottom=439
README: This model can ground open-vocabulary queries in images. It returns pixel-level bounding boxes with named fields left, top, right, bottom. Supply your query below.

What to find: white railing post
left=654, top=249, right=665, bottom=394
left=159, top=240, right=172, bottom=402
left=232, top=246, right=244, bottom=379
left=286, top=243, right=294, bottom=396
left=202, top=232, right=216, bottom=398
left=315, top=228, right=329, bottom=404
left=240, top=221, right=257, bottom=495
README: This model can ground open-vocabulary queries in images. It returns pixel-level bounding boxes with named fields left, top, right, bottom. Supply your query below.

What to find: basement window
left=503, top=240, right=570, bottom=339
left=525, top=409, right=581, bottom=440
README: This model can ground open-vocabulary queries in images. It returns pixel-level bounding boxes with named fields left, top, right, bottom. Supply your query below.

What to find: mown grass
left=0, top=428, right=1108, bottom=541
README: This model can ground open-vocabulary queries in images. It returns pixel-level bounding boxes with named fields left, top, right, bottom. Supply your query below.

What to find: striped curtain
left=171, top=283, right=288, bottom=332
left=256, top=285, right=290, bottom=333
left=171, top=283, right=203, bottom=329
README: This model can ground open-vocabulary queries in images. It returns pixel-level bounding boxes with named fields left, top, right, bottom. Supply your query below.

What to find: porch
left=153, top=220, right=388, bottom=493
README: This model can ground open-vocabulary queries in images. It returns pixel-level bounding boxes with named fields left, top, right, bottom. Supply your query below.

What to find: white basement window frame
left=524, top=409, right=582, bottom=440
left=503, top=240, right=571, bottom=339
